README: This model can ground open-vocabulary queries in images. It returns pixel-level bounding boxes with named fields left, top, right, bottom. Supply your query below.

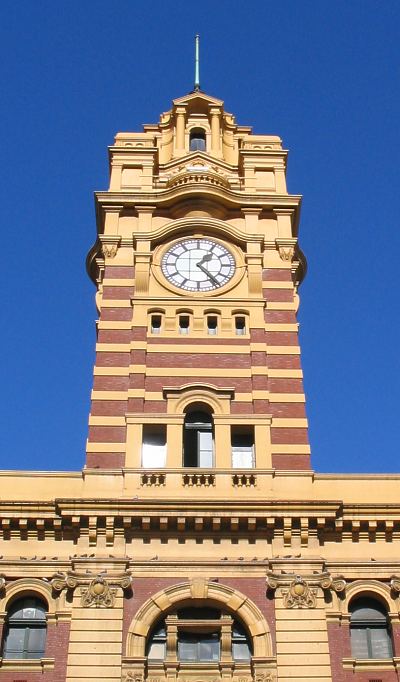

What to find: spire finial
left=194, top=34, right=200, bottom=91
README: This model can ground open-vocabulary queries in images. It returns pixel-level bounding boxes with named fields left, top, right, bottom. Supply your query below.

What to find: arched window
left=189, top=128, right=206, bottom=152
left=147, top=607, right=251, bottom=662
left=350, top=597, right=393, bottom=659
left=183, top=409, right=214, bottom=467
left=2, top=597, right=47, bottom=659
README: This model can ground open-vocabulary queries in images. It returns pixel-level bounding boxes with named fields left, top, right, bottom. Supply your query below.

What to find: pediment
left=173, top=90, right=223, bottom=108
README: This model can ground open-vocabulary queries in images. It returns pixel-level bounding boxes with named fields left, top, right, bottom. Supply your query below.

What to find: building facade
left=1, top=91, right=400, bottom=682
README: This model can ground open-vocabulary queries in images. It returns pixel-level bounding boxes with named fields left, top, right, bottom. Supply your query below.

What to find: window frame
left=350, top=597, right=393, bottom=660
left=147, top=608, right=252, bottom=663
left=2, top=597, right=47, bottom=660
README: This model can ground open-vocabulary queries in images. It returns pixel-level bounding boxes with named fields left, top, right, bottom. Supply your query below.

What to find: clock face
left=161, top=238, right=236, bottom=292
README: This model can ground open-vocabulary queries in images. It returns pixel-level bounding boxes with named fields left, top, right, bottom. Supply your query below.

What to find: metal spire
left=194, top=34, right=200, bottom=91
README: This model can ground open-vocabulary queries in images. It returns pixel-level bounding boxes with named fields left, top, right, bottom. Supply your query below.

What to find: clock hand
left=197, top=253, right=213, bottom=266
left=196, top=253, right=219, bottom=285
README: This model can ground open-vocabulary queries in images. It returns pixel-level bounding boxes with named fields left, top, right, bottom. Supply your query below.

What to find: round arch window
left=2, top=596, right=47, bottom=659
left=350, top=596, right=393, bottom=659
left=189, top=128, right=206, bottom=152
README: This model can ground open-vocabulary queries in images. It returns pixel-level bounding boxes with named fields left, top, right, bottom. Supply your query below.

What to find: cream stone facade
left=0, top=91, right=399, bottom=682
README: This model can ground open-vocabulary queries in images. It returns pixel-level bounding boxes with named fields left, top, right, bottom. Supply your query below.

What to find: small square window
left=151, top=315, right=162, bottom=334
left=231, top=428, right=255, bottom=468
left=207, top=316, right=218, bottom=335
left=235, top=317, right=246, bottom=335
left=179, top=316, right=190, bottom=334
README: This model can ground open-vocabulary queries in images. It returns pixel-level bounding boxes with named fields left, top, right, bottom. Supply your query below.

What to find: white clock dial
left=161, top=239, right=235, bottom=292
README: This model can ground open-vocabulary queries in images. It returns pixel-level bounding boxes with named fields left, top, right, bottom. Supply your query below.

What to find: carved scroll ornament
left=51, top=570, right=132, bottom=608
left=266, top=570, right=346, bottom=609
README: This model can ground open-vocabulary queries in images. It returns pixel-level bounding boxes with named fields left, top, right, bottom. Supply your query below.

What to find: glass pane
left=3, top=627, right=26, bottom=658
left=233, top=641, right=251, bottom=660
left=198, top=430, right=213, bottom=467
left=147, top=641, right=166, bottom=660
left=350, top=599, right=387, bottom=621
left=190, top=137, right=206, bottom=152
left=9, top=598, right=46, bottom=621
left=370, top=626, right=392, bottom=658
left=178, top=638, right=198, bottom=661
left=351, top=627, right=370, bottom=659
left=232, top=447, right=254, bottom=468
left=27, top=627, right=46, bottom=656
left=199, top=637, right=220, bottom=661
left=142, top=430, right=166, bottom=468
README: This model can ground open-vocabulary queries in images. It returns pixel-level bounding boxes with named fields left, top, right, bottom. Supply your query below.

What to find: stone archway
left=124, top=578, right=276, bottom=682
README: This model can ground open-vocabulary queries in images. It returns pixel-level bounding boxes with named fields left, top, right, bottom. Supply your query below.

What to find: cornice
left=94, top=189, right=302, bottom=214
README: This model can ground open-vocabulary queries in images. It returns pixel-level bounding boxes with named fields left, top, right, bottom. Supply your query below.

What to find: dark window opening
left=235, top=316, right=246, bottom=335
left=189, top=128, right=206, bottom=152
left=179, top=315, right=190, bottom=335
left=183, top=410, right=214, bottom=467
left=177, top=607, right=220, bottom=619
left=3, top=598, right=47, bottom=660
left=151, top=314, right=162, bottom=334
left=350, top=597, right=393, bottom=659
left=207, top=316, right=218, bottom=335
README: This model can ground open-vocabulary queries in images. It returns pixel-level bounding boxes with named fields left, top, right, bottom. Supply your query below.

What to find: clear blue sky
left=0, top=0, right=399, bottom=472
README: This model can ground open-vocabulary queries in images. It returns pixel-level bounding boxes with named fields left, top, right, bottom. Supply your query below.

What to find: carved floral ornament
left=266, top=571, right=346, bottom=609
left=51, top=570, right=132, bottom=608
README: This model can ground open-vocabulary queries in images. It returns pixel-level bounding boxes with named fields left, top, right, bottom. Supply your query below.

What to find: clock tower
left=2, top=86, right=400, bottom=682
left=86, top=89, right=309, bottom=473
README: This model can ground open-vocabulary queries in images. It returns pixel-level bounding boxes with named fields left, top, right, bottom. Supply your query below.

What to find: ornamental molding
left=275, top=237, right=297, bottom=262
left=255, top=673, right=276, bottom=682
left=123, top=672, right=143, bottom=682
left=266, top=571, right=346, bottom=609
left=99, top=235, right=121, bottom=259
left=165, top=159, right=231, bottom=190
left=0, top=575, right=6, bottom=594
left=51, top=570, right=132, bottom=607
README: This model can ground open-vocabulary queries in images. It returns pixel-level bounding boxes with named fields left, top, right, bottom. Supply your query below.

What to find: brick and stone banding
left=102, top=285, right=134, bottom=300
left=86, top=452, right=125, bottom=468
left=88, top=426, right=127, bottom=442
left=272, top=453, right=311, bottom=469
left=270, top=427, right=309, bottom=444
left=96, top=352, right=131, bottom=367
